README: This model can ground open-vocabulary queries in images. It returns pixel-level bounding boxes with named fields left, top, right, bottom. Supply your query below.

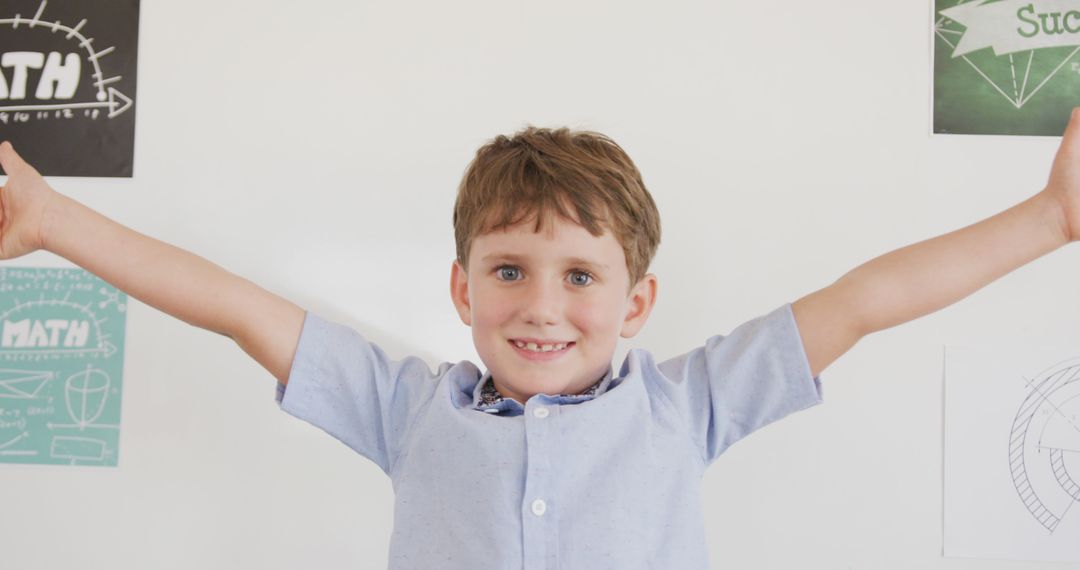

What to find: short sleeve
left=653, top=303, right=823, bottom=466
left=278, top=312, right=447, bottom=476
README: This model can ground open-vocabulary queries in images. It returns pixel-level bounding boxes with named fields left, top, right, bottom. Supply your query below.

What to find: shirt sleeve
left=653, top=303, right=823, bottom=466
left=277, top=312, right=447, bottom=476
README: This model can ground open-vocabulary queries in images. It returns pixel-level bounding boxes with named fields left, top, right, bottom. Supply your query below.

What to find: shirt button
left=533, top=407, right=550, bottom=418
left=531, top=499, right=547, bottom=516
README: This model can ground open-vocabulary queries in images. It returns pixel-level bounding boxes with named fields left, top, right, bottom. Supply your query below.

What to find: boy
left=0, top=111, right=1078, bottom=568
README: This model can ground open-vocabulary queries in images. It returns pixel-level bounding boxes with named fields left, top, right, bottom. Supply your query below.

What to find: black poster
left=0, top=0, right=139, bottom=177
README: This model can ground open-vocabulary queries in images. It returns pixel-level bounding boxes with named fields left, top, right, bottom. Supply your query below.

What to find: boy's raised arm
left=791, top=108, right=1080, bottom=378
left=0, top=142, right=305, bottom=384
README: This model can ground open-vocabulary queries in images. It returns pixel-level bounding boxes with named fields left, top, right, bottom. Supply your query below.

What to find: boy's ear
left=620, top=273, right=657, bottom=338
left=449, top=260, right=472, bottom=326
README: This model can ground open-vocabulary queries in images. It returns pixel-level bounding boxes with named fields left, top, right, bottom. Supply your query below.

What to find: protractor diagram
left=0, top=0, right=133, bottom=117
left=1010, top=358, right=1080, bottom=533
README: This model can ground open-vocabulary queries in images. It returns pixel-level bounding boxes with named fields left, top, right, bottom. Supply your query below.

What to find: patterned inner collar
left=478, top=376, right=605, bottom=407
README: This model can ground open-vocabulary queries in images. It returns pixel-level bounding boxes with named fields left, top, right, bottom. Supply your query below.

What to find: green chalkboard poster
left=0, top=267, right=127, bottom=466
left=934, top=0, right=1080, bottom=135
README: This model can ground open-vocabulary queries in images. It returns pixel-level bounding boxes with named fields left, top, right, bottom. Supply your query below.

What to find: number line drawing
left=0, top=0, right=133, bottom=117
left=1009, top=359, right=1080, bottom=533
left=935, top=0, right=1080, bottom=109
left=0, top=298, right=118, bottom=359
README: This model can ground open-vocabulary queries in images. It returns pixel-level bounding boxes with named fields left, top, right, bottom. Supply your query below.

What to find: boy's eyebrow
left=480, top=253, right=610, bottom=271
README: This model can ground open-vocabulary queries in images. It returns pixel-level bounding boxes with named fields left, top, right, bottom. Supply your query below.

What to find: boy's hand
left=0, top=142, right=57, bottom=259
left=1046, top=108, right=1080, bottom=242
left=0, top=142, right=305, bottom=383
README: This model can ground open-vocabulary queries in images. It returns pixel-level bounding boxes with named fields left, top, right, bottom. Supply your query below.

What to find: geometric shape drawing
left=50, top=435, right=107, bottom=463
left=0, top=368, right=54, bottom=398
left=933, top=0, right=1080, bottom=135
left=0, top=0, right=139, bottom=176
left=64, top=365, right=110, bottom=427
left=0, top=267, right=126, bottom=467
left=946, top=345, right=1080, bottom=563
left=1009, top=358, right=1080, bottom=533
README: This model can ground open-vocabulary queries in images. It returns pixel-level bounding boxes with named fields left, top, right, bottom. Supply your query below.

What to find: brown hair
left=453, top=126, right=661, bottom=287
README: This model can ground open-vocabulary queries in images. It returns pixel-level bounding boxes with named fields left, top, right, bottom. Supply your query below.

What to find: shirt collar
left=472, top=367, right=615, bottom=416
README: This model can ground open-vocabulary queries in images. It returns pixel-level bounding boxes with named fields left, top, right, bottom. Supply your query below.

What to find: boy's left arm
left=792, top=108, right=1080, bottom=378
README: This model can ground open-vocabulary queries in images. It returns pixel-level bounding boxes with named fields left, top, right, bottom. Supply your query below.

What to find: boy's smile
left=450, top=214, right=657, bottom=405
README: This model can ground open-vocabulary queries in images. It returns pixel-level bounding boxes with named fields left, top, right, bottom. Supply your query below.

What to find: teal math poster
left=0, top=268, right=127, bottom=466
left=934, top=0, right=1080, bottom=135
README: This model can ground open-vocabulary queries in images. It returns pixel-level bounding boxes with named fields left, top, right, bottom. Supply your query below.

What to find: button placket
left=522, top=399, right=558, bottom=568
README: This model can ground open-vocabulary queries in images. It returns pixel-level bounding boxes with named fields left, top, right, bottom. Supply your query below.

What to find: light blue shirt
left=279, top=303, right=823, bottom=569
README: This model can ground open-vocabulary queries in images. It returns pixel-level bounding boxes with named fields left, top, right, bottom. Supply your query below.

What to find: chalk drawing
left=0, top=1, right=133, bottom=117
left=0, top=369, right=53, bottom=398
left=0, top=268, right=126, bottom=466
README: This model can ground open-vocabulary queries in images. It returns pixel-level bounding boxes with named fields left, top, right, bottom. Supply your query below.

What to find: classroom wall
left=4, top=0, right=1080, bottom=568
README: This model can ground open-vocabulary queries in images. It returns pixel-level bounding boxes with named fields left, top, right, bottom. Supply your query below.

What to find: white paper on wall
left=945, top=345, right=1080, bottom=563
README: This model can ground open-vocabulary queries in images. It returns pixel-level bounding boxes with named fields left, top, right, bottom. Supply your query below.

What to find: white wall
left=4, top=0, right=1080, bottom=568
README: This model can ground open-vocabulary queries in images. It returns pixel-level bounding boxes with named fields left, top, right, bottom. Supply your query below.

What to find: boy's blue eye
left=497, top=266, right=521, bottom=281
left=569, top=270, right=593, bottom=286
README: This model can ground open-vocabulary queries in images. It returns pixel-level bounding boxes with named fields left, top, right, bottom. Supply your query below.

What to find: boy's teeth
left=513, top=340, right=568, bottom=352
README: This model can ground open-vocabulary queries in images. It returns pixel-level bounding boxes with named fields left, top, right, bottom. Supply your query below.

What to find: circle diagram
left=1009, top=358, right=1080, bottom=533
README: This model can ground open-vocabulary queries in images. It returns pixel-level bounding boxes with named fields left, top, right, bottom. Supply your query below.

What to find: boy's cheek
left=473, top=301, right=511, bottom=325
left=571, top=297, right=621, bottom=328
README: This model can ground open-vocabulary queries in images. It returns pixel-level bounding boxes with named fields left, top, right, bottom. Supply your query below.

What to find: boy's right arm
left=791, top=108, right=1080, bottom=379
left=0, top=142, right=305, bottom=384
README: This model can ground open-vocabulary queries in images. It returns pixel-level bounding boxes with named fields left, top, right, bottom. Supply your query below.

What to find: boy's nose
left=521, top=281, right=562, bottom=326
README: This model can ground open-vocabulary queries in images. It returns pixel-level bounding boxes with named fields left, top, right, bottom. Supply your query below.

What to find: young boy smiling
left=1, top=112, right=1080, bottom=568
left=457, top=215, right=646, bottom=404
left=450, top=128, right=661, bottom=404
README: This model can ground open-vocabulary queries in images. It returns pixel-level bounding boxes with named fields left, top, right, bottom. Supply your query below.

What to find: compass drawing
left=1009, top=358, right=1080, bottom=533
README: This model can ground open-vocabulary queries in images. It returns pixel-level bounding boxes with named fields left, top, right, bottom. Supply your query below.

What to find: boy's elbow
left=829, top=271, right=887, bottom=338
left=793, top=279, right=871, bottom=377
left=230, top=306, right=306, bottom=384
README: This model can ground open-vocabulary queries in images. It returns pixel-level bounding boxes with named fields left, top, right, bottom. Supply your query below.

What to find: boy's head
left=449, top=126, right=662, bottom=403
left=453, top=126, right=661, bottom=288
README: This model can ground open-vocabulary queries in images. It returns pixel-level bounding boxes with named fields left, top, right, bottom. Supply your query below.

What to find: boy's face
left=450, top=214, right=657, bottom=404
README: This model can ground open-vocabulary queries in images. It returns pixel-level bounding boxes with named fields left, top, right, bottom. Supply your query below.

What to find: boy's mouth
left=507, top=339, right=575, bottom=360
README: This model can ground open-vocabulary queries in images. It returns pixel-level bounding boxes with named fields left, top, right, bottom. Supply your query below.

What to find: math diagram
left=1009, top=358, right=1080, bottom=533
left=945, top=345, right=1080, bottom=562
left=933, top=0, right=1080, bottom=135
left=0, top=267, right=127, bottom=466
left=0, top=0, right=139, bottom=176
